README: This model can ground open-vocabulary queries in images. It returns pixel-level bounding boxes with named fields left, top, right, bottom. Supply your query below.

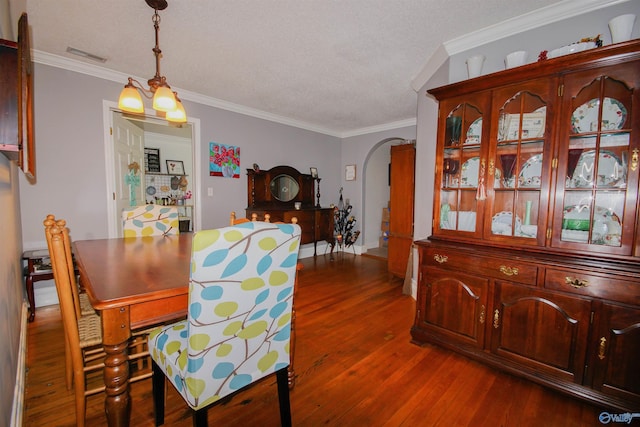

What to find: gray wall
left=18, top=64, right=343, bottom=248
left=0, top=157, right=24, bottom=427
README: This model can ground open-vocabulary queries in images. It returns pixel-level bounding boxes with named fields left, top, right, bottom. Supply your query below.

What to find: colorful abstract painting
left=209, top=143, right=240, bottom=178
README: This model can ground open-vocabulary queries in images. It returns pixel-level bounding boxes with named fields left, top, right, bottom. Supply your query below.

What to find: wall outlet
left=207, top=187, right=213, bottom=197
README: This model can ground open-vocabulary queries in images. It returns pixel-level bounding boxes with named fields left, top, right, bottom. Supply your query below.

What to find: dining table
left=73, top=233, right=193, bottom=427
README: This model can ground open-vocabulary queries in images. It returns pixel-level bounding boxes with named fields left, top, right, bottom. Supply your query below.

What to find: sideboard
left=245, top=165, right=333, bottom=255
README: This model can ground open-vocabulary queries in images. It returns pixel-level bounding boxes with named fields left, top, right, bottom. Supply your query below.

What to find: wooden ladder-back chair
left=149, top=221, right=302, bottom=426
left=229, top=211, right=273, bottom=224
left=44, top=216, right=153, bottom=427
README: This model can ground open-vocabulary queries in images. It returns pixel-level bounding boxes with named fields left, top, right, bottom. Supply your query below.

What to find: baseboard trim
left=10, top=302, right=28, bottom=427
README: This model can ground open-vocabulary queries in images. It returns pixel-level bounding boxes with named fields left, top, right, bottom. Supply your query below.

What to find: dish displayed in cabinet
left=498, top=107, right=546, bottom=140
left=465, top=118, right=482, bottom=145
left=503, top=153, right=543, bottom=188
left=460, top=157, right=480, bottom=187
left=561, top=204, right=622, bottom=246
left=569, top=150, right=625, bottom=188
left=491, top=211, right=522, bottom=235
left=440, top=208, right=476, bottom=232
left=571, top=97, right=627, bottom=133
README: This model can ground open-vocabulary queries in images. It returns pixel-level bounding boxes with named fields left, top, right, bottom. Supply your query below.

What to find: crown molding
left=33, top=50, right=345, bottom=138
left=340, top=118, right=417, bottom=139
left=411, top=0, right=629, bottom=92
left=444, top=0, right=629, bottom=55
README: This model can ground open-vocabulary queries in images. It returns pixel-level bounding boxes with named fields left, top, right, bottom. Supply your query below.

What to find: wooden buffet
left=246, top=165, right=333, bottom=255
left=411, top=40, right=640, bottom=412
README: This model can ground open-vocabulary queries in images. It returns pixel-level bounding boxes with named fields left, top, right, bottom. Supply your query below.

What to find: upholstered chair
left=149, top=221, right=302, bottom=426
left=122, top=205, right=179, bottom=237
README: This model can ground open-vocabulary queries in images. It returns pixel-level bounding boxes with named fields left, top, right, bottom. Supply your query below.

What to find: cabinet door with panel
left=486, top=78, right=557, bottom=245
left=416, top=267, right=488, bottom=350
left=590, top=303, right=640, bottom=405
left=434, top=92, right=491, bottom=238
left=552, top=61, right=640, bottom=256
left=490, top=281, right=592, bottom=384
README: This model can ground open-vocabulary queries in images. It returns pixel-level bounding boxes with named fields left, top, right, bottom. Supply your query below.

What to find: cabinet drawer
left=423, top=247, right=537, bottom=286
left=545, top=268, right=640, bottom=306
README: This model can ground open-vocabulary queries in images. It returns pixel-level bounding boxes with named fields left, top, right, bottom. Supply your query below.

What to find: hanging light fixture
left=118, top=0, right=186, bottom=123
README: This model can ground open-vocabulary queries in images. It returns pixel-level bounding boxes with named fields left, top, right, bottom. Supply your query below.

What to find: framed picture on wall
left=345, top=164, right=356, bottom=181
left=145, top=148, right=161, bottom=172
left=166, top=160, right=185, bottom=175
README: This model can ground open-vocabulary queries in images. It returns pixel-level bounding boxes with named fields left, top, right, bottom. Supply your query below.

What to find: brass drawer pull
left=479, top=305, right=485, bottom=324
left=598, top=337, right=606, bottom=360
left=493, top=309, right=500, bottom=329
left=434, top=254, right=448, bottom=264
left=565, top=276, right=589, bottom=288
left=499, top=265, right=518, bottom=276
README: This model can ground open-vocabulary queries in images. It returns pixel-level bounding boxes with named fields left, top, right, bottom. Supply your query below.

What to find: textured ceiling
left=17, top=0, right=565, bottom=135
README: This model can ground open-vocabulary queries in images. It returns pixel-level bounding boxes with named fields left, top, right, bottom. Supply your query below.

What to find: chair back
left=43, top=221, right=88, bottom=375
left=150, top=221, right=301, bottom=409
left=44, top=215, right=83, bottom=319
left=122, top=205, right=179, bottom=237
left=230, top=211, right=270, bottom=224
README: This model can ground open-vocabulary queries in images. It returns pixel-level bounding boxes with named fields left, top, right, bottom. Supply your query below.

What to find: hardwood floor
left=24, top=254, right=606, bottom=426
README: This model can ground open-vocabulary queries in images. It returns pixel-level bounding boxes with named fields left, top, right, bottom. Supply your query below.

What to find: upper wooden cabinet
left=0, top=13, right=34, bottom=180
left=413, top=40, right=640, bottom=412
left=429, top=41, right=640, bottom=261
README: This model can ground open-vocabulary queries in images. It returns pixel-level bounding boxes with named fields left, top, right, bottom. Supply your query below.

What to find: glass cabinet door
left=436, top=96, right=489, bottom=236
left=486, top=80, right=556, bottom=243
left=552, top=63, right=639, bottom=255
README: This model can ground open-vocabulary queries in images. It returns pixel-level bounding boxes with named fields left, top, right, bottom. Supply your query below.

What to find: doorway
left=104, top=103, right=201, bottom=238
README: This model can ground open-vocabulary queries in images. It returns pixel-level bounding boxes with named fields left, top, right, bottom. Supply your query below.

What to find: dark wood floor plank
left=24, top=254, right=605, bottom=426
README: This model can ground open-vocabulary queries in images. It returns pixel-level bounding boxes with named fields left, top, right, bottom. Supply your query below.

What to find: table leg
left=102, top=308, right=132, bottom=427
left=25, top=273, right=35, bottom=322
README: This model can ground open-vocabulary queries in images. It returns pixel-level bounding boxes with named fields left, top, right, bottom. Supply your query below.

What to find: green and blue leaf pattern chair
left=149, top=221, right=302, bottom=426
left=122, top=205, right=179, bottom=237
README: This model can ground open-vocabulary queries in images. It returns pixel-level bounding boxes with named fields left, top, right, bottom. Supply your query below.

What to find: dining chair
left=229, top=212, right=301, bottom=389
left=122, top=204, right=180, bottom=237
left=229, top=211, right=269, bottom=224
left=149, top=221, right=302, bottom=426
left=44, top=217, right=153, bottom=427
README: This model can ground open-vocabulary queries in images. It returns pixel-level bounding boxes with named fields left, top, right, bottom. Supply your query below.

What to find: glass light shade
left=118, top=86, right=144, bottom=113
left=152, top=85, right=177, bottom=112
left=166, top=99, right=187, bottom=123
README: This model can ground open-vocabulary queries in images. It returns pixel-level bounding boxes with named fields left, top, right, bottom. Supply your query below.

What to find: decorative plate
left=570, top=150, right=624, bottom=188
left=146, top=186, right=156, bottom=196
left=465, top=118, right=482, bottom=145
left=460, top=157, right=480, bottom=188
left=491, top=211, right=522, bottom=236
left=562, top=205, right=622, bottom=246
left=518, top=154, right=543, bottom=188
left=571, top=97, right=627, bottom=133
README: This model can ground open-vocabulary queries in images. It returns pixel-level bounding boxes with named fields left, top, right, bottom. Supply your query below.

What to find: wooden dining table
left=73, top=233, right=193, bottom=427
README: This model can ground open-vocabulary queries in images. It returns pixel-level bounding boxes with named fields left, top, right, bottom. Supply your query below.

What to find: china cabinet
left=411, top=40, right=640, bottom=412
left=246, top=165, right=333, bottom=255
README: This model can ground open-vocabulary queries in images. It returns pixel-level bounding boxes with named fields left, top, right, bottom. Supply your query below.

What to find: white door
left=112, top=112, right=145, bottom=237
